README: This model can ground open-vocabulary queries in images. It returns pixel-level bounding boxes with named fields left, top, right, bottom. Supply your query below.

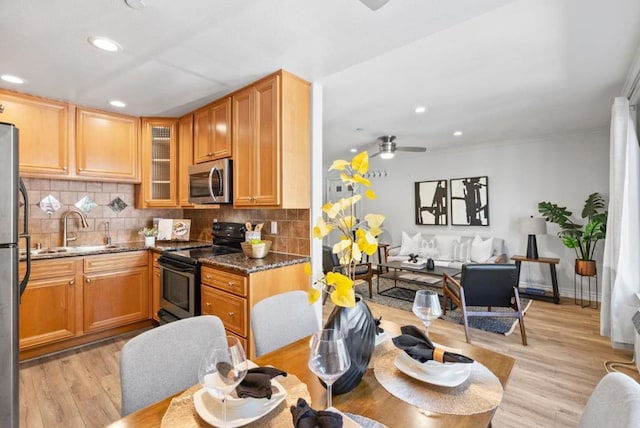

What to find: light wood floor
left=19, top=298, right=638, bottom=428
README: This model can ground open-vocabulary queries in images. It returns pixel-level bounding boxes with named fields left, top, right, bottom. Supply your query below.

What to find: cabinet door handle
left=208, top=152, right=213, bottom=156
left=205, top=302, right=211, bottom=308
left=227, top=311, right=234, bottom=317
left=227, top=281, right=234, bottom=288
left=69, top=279, right=75, bottom=286
left=86, top=278, right=91, bottom=283
left=205, top=274, right=212, bottom=280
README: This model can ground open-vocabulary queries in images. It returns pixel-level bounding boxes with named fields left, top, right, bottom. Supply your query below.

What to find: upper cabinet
left=178, top=114, right=195, bottom=208
left=76, top=108, right=140, bottom=182
left=138, top=118, right=178, bottom=208
left=193, top=97, right=232, bottom=163
left=0, top=89, right=70, bottom=176
left=232, top=71, right=310, bottom=208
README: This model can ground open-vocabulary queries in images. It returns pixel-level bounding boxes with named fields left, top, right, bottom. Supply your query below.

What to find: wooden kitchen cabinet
left=200, top=262, right=308, bottom=358
left=138, top=118, right=178, bottom=208
left=232, top=70, right=310, bottom=208
left=18, top=259, right=81, bottom=351
left=193, top=97, right=232, bottom=163
left=178, top=113, right=195, bottom=207
left=83, top=251, right=150, bottom=334
left=0, top=89, right=71, bottom=177
left=76, top=107, right=140, bottom=182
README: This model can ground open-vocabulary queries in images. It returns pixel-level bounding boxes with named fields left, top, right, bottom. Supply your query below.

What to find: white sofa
left=387, top=232, right=506, bottom=269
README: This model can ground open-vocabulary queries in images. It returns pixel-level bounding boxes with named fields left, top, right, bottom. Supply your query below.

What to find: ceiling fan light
left=380, top=152, right=394, bottom=159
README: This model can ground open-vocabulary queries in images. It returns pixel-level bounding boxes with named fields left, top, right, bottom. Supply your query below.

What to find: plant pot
left=575, top=259, right=596, bottom=277
left=322, top=296, right=376, bottom=395
left=144, top=236, right=156, bottom=248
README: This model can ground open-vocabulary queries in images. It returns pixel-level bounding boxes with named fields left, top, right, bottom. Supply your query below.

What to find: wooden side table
left=376, top=243, right=390, bottom=274
left=511, top=255, right=560, bottom=304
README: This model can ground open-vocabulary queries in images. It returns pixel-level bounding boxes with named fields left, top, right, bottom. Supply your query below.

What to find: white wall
left=358, top=128, right=610, bottom=300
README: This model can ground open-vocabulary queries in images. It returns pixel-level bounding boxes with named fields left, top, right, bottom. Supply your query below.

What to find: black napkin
left=290, top=397, right=343, bottom=428
left=235, top=367, right=287, bottom=399
left=392, top=325, right=474, bottom=364
left=374, top=316, right=384, bottom=335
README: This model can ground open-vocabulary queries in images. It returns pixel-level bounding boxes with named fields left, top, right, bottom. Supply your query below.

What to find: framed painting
left=414, top=180, right=448, bottom=225
left=450, top=176, right=489, bottom=226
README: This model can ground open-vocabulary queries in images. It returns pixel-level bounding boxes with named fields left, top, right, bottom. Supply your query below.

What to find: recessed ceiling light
left=88, top=36, right=122, bottom=52
left=110, top=100, right=126, bottom=108
left=414, top=106, right=427, bottom=114
left=453, top=131, right=463, bottom=137
left=1, top=74, right=25, bottom=84
left=350, top=148, right=357, bottom=153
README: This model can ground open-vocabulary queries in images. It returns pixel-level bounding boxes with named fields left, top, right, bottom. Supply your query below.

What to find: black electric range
left=160, top=221, right=246, bottom=265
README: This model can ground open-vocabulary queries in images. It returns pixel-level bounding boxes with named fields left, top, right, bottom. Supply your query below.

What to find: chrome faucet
left=62, top=209, right=89, bottom=247
left=104, top=220, right=112, bottom=246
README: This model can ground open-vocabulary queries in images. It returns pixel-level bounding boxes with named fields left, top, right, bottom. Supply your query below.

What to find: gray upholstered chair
left=251, top=290, right=319, bottom=357
left=579, top=372, right=640, bottom=428
left=119, top=315, right=226, bottom=416
left=442, top=263, right=527, bottom=345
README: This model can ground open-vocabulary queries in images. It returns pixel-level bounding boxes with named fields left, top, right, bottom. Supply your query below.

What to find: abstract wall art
left=414, top=180, right=448, bottom=225
left=450, top=176, right=489, bottom=226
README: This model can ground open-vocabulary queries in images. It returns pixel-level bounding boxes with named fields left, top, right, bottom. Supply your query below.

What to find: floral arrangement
left=141, top=226, right=158, bottom=237
left=307, top=151, right=385, bottom=308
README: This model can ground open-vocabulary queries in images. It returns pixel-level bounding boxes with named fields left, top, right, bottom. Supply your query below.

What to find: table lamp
left=519, top=216, right=547, bottom=259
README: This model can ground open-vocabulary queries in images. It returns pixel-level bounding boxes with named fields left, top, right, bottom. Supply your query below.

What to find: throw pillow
left=452, top=241, right=470, bottom=262
left=470, top=235, right=494, bottom=262
left=434, top=235, right=461, bottom=261
left=419, top=239, right=438, bottom=259
left=399, top=232, right=421, bottom=256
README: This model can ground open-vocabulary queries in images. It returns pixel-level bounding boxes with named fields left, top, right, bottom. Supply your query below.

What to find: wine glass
left=308, top=329, right=351, bottom=409
left=412, top=290, right=442, bottom=335
left=198, top=336, right=248, bottom=427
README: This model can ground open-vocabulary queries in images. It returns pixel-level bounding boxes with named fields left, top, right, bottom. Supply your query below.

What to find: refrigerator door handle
left=18, top=178, right=30, bottom=297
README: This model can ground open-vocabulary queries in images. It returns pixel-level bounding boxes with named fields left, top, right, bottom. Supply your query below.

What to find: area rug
left=355, top=277, right=532, bottom=336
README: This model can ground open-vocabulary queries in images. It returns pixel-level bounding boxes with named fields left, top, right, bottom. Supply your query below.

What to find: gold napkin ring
left=434, top=347, right=445, bottom=363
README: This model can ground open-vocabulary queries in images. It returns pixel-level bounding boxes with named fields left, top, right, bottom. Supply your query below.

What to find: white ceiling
left=1, top=0, right=639, bottom=160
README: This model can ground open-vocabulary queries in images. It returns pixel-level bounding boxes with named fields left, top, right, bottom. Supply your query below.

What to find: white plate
left=375, top=331, right=388, bottom=346
left=193, top=379, right=287, bottom=427
left=394, top=352, right=472, bottom=387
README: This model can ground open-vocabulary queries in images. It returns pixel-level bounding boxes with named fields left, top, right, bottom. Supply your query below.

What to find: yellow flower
left=308, top=150, right=385, bottom=308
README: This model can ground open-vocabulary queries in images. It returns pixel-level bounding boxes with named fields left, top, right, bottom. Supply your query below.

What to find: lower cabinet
left=152, top=252, right=161, bottom=322
left=200, top=262, right=308, bottom=358
left=83, top=252, right=150, bottom=333
left=19, top=258, right=81, bottom=350
left=19, top=251, right=152, bottom=360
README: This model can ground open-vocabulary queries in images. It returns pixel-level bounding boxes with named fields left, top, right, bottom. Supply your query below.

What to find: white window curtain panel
left=601, top=97, right=640, bottom=347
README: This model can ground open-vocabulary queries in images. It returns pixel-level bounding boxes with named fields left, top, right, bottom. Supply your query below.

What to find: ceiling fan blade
left=369, top=151, right=381, bottom=158
left=395, top=146, right=427, bottom=152
left=359, top=0, right=391, bottom=11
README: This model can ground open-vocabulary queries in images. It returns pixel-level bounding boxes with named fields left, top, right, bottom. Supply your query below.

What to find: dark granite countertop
left=20, top=240, right=210, bottom=261
left=198, top=252, right=310, bottom=274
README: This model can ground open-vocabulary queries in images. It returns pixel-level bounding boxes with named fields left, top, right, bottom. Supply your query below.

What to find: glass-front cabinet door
left=138, top=118, right=178, bottom=208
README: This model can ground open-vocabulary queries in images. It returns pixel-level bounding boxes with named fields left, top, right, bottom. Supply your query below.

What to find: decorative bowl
left=240, top=240, right=272, bottom=258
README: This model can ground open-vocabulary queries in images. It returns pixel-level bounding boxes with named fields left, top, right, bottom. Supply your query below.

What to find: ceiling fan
left=359, top=0, right=391, bottom=11
left=370, top=135, right=426, bottom=159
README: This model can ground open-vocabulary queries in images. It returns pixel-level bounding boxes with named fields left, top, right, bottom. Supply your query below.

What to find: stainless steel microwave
left=188, top=159, right=232, bottom=204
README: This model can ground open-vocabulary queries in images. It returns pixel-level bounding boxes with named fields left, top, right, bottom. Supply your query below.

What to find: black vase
left=426, top=258, right=435, bottom=270
left=322, top=296, right=376, bottom=395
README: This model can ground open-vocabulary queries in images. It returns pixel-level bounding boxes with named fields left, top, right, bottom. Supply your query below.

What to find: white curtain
left=601, top=97, right=640, bottom=347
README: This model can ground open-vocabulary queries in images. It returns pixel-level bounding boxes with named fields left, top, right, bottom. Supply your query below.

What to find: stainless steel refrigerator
left=0, top=122, right=31, bottom=427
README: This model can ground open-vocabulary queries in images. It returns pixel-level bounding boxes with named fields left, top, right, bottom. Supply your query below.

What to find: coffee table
left=376, top=260, right=461, bottom=303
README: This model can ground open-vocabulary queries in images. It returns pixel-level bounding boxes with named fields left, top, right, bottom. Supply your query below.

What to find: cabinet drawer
left=84, top=251, right=148, bottom=272
left=21, top=259, right=78, bottom=280
left=201, top=285, right=247, bottom=336
left=226, top=330, right=248, bottom=352
left=201, top=266, right=247, bottom=297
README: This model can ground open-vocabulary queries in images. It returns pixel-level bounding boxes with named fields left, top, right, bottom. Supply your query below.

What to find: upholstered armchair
left=442, top=263, right=527, bottom=345
left=322, top=245, right=374, bottom=298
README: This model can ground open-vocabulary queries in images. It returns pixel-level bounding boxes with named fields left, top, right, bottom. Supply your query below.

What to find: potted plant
left=537, top=193, right=608, bottom=276
left=141, top=226, right=158, bottom=248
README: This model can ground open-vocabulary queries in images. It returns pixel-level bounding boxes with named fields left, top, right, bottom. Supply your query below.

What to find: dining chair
left=578, top=372, right=640, bottom=428
left=251, top=290, right=319, bottom=357
left=119, top=315, right=226, bottom=416
left=442, top=263, right=527, bottom=345
left=322, top=245, right=374, bottom=298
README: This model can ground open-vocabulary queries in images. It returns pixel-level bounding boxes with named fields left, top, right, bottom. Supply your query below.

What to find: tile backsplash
left=184, top=206, right=311, bottom=256
left=21, top=178, right=311, bottom=256
left=22, top=178, right=182, bottom=249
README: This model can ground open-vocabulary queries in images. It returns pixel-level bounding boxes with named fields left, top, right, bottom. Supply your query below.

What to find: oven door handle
left=158, top=257, right=196, bottom=272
